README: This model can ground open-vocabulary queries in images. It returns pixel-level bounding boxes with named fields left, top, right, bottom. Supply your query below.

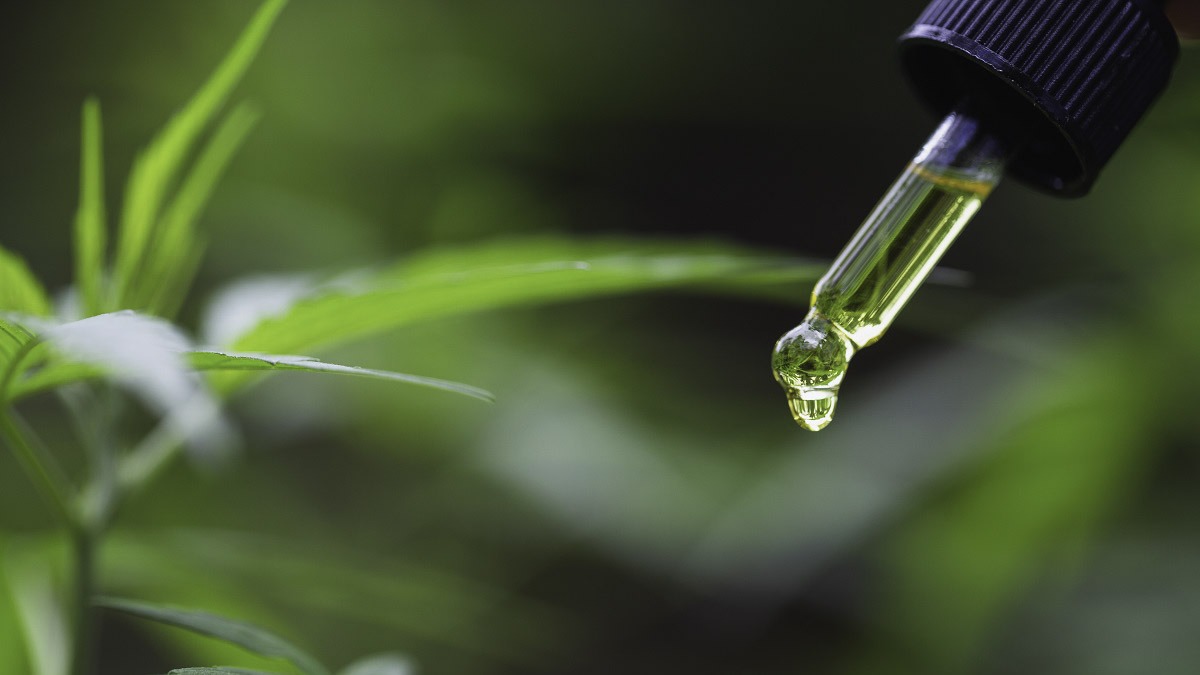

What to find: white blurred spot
left=201, top=274, right=316, bottom=347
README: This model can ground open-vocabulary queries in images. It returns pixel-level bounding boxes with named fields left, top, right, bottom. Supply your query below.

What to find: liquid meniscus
left=815, top=164, right=991, bottom=347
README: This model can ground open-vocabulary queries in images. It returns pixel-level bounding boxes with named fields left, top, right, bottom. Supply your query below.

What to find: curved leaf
left=169, top=662, right=280, bottom=667
left=0, top=247, right=51, bottom=317
left=190, top=351, right=493, bottom=402
left=7, top=349, right=493, bottom=405
left=339, top=654, right=413, bottom=675
left=105, top=530, right=576, bottom=667
left=11, top=312, right=234, bottom=461
left=97, top=597, right=329, bottom=675
left=7, top=362, right=104, bottom=403
left=212, top=238, right=822, bottom=391
left=143, top=104, right=261, bottom=317
left=0, top=318, right=36, bottom=375
left=112, top=0, right=286, bottom=310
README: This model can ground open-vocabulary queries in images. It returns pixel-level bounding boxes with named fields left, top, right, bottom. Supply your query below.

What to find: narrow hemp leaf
left=74, top=97, right=108, bottom=316
left=97, top=597, right=330, bottom=675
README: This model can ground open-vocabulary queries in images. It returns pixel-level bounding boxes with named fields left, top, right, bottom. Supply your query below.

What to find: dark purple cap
left=899, top=0, right=1180, bottom=196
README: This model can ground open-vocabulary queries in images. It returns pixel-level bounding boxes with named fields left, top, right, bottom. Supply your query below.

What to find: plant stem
left=64, top=385, right=121, bottom=675
left=70, top=525, right=97, bottom=675
left=0, top=408, right=97, bottom=673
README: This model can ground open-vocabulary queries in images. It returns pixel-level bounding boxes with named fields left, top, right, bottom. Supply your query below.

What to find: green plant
left=0, top=1, right=819, bottom=672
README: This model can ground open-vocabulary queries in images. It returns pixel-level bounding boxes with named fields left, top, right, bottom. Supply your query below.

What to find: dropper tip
left=773, top=312, right=851, bottom=432
left=785, top=388, right=838, bottom=431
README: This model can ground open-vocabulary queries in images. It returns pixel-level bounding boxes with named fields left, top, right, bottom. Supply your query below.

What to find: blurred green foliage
left=1, top=1, right=1199, bottom=674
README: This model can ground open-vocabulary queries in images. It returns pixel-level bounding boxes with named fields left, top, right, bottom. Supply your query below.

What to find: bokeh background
left=1, top=1, right=1199, bottom=673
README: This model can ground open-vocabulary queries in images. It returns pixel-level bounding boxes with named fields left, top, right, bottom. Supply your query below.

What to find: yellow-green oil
left=772, top=163, right=994, bottom=430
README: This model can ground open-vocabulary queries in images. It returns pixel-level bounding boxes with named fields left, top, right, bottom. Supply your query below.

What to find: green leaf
left=168, top=662, right=282, bottom=667
left=0, top=318, right=40, bottom=407
left=339, top=654, right=412, bottom=675
left=2, top=312, right=234, bottom=462
left=112, top=0, right=286, bottom=310
left=6, top=549, right=70, bottom=675
left=191, top=351, right=494, bottom=402
left=24, top=312, right=198, bottom=409
left=168, top=669, right=281, bottom=675
left=0, top=246, right=51, bottom=317
left=212, top=237, right=820, bottom=391
left=0, top=317, right=36, bottom=372
left=105, top=530, right=576, bottom=668
left=0, top=539, right=33, bottom=674
left=7, top=362, right=104, bottom=404
left=142, top=104, right=261, bottom=317
left=5, top=349, right=493, bottom=405
left=73, top=97, right=107, bottom=317
left=97, top=597, right=329, bottom=675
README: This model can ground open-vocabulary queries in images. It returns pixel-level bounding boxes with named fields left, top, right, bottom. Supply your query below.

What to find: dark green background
left=2, top=2, right=1199, bottom=673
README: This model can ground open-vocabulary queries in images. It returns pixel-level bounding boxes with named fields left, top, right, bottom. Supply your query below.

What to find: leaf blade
left=97, top=597, right=329, bottom=675
left=5, top=312, right=235, bottom=463
left=191, top=351, right=494, bottom=402
left=112, top=0, right=286, bottom=309
left=74, top=97, right=107, bottom=316
left=142, top=104, right=261, bottom=316
left=168, top=662, right=282, bottom=667
left=7, top=559, right=69, bottom=675
left=0, top=316, right=37, bottom=371
left=7, top=362, right=105, bottom=403
left=6, top=348, right=494, bottom=405
left=213, top=238, right=820, bottom=391
left=338, top=654, right=413, bottom=675
left=0, top=246, right=51, bottom=317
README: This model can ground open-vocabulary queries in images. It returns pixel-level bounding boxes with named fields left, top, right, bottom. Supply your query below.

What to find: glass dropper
left=771, top=105, right=1008, bottom=430
left=773, top=0, right=1183, bottom=432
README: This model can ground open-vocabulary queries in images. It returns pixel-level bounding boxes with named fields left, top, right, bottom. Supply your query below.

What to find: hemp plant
left=0, top=1, right=818, bottom=672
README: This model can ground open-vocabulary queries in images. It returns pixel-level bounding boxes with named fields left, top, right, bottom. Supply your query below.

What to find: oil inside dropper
left=772, top=108, right=1006, bottom=430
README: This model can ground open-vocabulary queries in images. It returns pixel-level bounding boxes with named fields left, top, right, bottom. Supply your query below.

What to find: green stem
left=63, top=386, right=119, bottom=534
left=63, top=385, right=122, bottom=675
left=0, top=407, right=93, bottom=673
left=70, top=526, right=97, bottom=675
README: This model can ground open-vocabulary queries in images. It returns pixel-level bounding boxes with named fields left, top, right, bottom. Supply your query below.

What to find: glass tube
left=772, top=106, right=1008, bottom=430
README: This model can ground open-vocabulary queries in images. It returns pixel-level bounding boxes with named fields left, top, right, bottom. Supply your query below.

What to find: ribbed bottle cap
left=898, top=0, right=1180, bottom=196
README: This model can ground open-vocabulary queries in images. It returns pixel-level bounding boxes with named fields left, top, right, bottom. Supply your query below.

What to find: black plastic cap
left=899, top=0, right=1179, bottom=196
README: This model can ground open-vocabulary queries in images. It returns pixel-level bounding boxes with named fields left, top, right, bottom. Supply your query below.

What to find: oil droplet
left=771, top=311, right=855, bottom=431
left=785, top=387, right=838, bottom=431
